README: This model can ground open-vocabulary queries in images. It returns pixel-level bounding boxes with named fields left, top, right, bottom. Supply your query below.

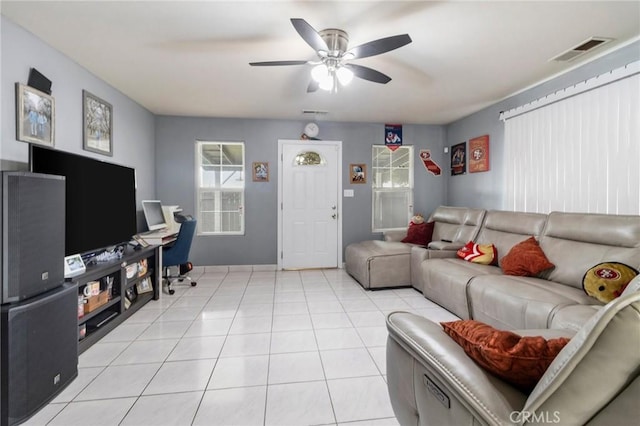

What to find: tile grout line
left=188, top=269, right=233, bottom=426
left=261, top=269, right=277, bottom=426
left=128, top=268, right=216, bottom=426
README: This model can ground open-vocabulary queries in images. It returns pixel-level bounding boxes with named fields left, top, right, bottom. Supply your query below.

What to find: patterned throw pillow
left=500, top=236, right=554, bottom=276
left=582, top=262, right=639, bottom=303
left=441, top=320, right=570, bottom=392
left=456, top=241, right=498, bottom=265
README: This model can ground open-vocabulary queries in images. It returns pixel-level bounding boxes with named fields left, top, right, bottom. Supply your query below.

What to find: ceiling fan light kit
left=250, top=18, right=412, bottom=93
left=336, top=67, right=354, bottom=85
left=311, top=63, right=354, bottom=92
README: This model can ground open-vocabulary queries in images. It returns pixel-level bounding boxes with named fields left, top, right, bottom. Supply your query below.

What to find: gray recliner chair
left=386, top=276, right=640, bottom=425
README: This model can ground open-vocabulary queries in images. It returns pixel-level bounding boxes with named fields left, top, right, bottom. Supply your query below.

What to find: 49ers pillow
left=456, top=241, right=498, bottom=265
left=582, top=262, right=638, bottom=303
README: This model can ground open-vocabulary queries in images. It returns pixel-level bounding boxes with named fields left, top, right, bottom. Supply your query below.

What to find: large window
left=196, top=141, right=245, bottom=235
left=503, top=70, right=639, bottom=215
left=372, top=145, right=413, bottom=231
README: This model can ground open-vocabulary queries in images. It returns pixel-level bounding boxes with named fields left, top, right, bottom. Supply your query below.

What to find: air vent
left=302, top=110, right=328, bottom=115
left=551, top=37, right=612, bottom=62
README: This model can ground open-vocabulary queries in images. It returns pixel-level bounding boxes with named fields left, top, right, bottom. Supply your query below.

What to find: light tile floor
left=25, top=268, right=459, bottom=426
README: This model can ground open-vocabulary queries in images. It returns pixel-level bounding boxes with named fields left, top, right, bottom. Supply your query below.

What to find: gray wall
left=8, top=12, right=635, bottom=266
left=1, top=17, right=156, bottom=231
left=445, top=41, right=640, bottom=210
left=155, top=117, right=447, bottom=266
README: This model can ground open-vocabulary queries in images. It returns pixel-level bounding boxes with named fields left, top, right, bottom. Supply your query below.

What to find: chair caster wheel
left=168, top=289, right=175, bottom=295
left=191, top=282, right=197, bottom=287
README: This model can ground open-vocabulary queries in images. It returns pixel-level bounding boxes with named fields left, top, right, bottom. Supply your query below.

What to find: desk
left=139, top=230, right=178, bottom=246
left=136, top=232, right=176, bottom=301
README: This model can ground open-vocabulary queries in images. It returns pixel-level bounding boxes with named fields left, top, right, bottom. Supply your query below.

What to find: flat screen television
left=30, top=146, right=137, bottom=257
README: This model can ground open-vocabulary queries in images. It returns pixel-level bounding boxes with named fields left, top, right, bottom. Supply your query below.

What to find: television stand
left=70, top=245, right=160, bottom=353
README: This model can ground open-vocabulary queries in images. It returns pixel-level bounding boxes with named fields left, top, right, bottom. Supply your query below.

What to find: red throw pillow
left=501, top=236, right=554, bottom=276
left=441, top=320, right=570, bottom=392
left=402, top=221, right=434, bottom=246
left=456, top=241, right=498, bottom=265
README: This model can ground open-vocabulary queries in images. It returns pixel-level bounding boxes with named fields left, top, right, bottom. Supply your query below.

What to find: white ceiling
left=2, top=1, right=639, bottom=125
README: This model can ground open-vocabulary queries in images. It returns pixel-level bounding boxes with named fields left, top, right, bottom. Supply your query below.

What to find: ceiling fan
left=249, top=18, right=412, bottom=93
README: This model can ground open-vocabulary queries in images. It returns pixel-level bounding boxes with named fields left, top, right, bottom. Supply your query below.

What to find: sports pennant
left=384, top=124, right=402, bottom=151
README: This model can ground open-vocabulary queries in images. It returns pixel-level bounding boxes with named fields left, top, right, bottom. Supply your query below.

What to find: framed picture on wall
left=450, top=142, right=466, bottom=176
left=83, top=90, right=113, bottom=156
left=15, top=83, right=55, bottom=147
left=350, top=163, right=367, bottom=184
left=469, top=135, right=490, bottom=173
left=252, top=162, right=269, bottom=182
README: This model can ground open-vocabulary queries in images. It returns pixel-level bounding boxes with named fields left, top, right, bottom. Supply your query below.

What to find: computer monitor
left=141, top=200, right=167, bottom=231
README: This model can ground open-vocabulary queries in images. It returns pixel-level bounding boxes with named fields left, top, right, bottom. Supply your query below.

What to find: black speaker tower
left=1, top=284, right=78, bottom=426
left=0, top=171, right=77, bottom=426
left=1, top=172, right=65, bottom=303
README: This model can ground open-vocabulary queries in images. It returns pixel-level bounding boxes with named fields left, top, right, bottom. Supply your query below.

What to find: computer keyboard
left=140, top=228, right=171, bottom=237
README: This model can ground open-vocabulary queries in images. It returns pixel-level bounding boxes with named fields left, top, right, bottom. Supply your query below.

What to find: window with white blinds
left=371, top=145, right=414, bottom=231
left=196, top=141, right=245, bottom=235
left=503, top=67, right=639, bottom=215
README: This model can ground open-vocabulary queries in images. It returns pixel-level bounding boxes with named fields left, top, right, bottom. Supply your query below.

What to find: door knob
left=331, top=205, right=337, bottom=210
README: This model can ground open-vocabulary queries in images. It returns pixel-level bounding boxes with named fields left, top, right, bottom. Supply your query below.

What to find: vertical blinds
left=502, top=63, right=639, bottom=215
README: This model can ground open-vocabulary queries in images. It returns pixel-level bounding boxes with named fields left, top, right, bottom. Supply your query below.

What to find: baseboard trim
left=192, top=265, right=278, bottom=274
left=192, top=264, right=344, bottom=274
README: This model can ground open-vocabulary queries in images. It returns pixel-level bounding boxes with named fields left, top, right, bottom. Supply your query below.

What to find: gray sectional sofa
left=414, top=209, right=640, bottom=331
left=354, top=206, right=640, bottom=425
left=346, top=206, right=640, bottom=332
left=345, top=206, right=486, bottom=289
left=386, top=280, right=640, bottom=426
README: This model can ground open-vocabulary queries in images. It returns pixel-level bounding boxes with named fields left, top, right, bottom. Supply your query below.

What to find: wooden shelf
left=78, top=296, right=121, bottom=325
left=73, top=245, right=160, bottom=354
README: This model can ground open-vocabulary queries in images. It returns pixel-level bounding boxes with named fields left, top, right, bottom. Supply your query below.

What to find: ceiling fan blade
left=344, top=64, right=392, bottom=84
left=249, top=60, right=309, bottom=66
left=307, top=80, right=319, bottom=93
left=347, top=34, right=412, bottom=59
left=291, top=18, right=329, bottom=53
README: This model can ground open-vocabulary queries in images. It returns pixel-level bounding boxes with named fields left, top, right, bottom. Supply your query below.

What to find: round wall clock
left=304, top=122, right=319, bottom=138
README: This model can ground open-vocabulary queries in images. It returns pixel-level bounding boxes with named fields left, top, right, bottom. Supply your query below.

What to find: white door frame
left=277, top=139, right=343, bottom=270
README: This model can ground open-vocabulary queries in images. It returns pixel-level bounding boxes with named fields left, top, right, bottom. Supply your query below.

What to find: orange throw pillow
left=441, top=320, right=570, bottom=392
left=501, top=236, right=554, bottom=276
left=402, top=221, right=434, bottom=246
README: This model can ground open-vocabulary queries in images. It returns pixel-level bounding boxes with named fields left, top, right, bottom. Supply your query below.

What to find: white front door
left=278, top=140, right=342, bottom=269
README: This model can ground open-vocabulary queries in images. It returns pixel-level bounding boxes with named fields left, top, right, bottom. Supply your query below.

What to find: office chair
left=162, top=218, right=197, bottom=295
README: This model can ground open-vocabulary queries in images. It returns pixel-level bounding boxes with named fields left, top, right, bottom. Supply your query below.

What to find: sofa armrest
left=384, top=230, right=407, bottom=242
left=516, top=328, right=576, bottom=339
left=427, top=240, right=464, bottom=251
left=410, top=246, right=429, bottom=292
left=427, top=250, right=460, bottom=260
left=386, top=312, right=527, bottom=425
left=410, top=245, right=429, bottom=262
